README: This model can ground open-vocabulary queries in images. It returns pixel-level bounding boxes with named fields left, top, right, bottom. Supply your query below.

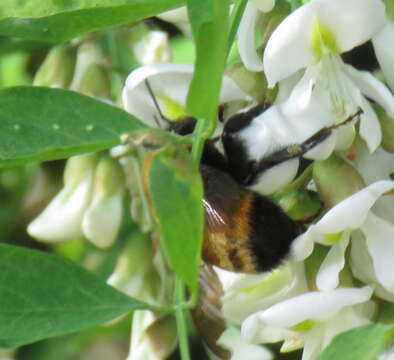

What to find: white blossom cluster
left=27, top=0, right=394, bottom=359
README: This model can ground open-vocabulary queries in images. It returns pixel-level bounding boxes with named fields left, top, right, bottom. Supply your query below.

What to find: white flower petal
left=307, top=306, right=372, bottom=359
left=353, top=143, right=394, bottom=222
left=358, top=96, right=382, bottom=152
left=302, top=324, right=325, bottom=360
left=291, top=229, right=316, bottom=261
left=373, top=21, right=394, bottom=93
left=251, top=159, right=299, bottom=195
left=379, top=347, right=394, bottom=360
left=350, top=230, right=380, bottom=285
left=316, top=232, right=350, bottom=291
left=312, top=181, right=394, bottom=234
left=122, top=63, right=193, bottom=127
left=242, top=315, right=297, bottom=344
left=134, top=31, right=170, bottom=65
left=346, top=65, right=394, bottom=118
left=313, top=0, right=385, bottom=53
left=361, top=212, right=394, bottom=292
left=263, top=0, right=386, bottom=86
left=218, top=327, right=273, bottom=360
left=82, top=189, right=123, bottom=248
left=27, top=178, right=92, bottom=242
left=238, top=1, right=264, bottom=71
left=245, top=286, right=372, bottom=330
left=156, top=6, right=189, bottom=24
left=263, top=4, right=314, bottom=87
left=221, top=263, right=308, bottom=324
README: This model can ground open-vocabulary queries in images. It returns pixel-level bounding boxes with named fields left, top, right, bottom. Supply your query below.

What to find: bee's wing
left=191, top=264, right=231, bottom=359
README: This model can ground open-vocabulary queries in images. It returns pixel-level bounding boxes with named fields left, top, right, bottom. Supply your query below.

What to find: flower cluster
left=27, top=0, right=394, bottom=359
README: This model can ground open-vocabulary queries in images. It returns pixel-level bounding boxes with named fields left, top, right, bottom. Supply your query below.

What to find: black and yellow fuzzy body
left=201, top=165, right=297, bottom=274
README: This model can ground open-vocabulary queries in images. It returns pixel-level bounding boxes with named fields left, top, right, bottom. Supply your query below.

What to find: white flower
left=292, top=180, right=394, bottom=293
left=242, top=286, right=374, bottom=360
left=122, top=63, right=251, bottom=128
left=235, top=0, right=394, bottom=193
left=262, top=0, right=394, bottom=149
left=264, top=0, right=386, bottom=86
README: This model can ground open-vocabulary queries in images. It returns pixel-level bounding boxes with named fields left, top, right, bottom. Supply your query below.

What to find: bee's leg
left=244, top=108, right=363, bottom=185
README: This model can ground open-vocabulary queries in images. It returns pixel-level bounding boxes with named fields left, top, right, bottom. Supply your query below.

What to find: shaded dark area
left=342, top=41, right=379, bottom=72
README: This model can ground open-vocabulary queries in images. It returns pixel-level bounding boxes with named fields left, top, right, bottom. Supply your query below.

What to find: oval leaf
left=0, top=0, right=185, bottom=42
left=317, top=324, right=394, bottom=360
left=0, top=86, right=146, bottom=167
left=147, top=139, right=204, bottom=293
left=0, top=243, right=149, bottom=348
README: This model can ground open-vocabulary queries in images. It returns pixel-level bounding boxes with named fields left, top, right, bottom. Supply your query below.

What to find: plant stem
left=227, top=0, right=248, bottom=57
left=192, top=118, right=208, bottom=162
left=174, top=277, right=191, bottom=360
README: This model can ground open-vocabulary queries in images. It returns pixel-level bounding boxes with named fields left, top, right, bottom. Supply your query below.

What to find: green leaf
left=186, top=0, right=230, bottom=124
left=144, top=130, right=204, bottom=293
left=0, top=243, right=149, bottom=348
left=0, top=86, right=146, bottom=167
left=316, top=324, right=394, bottom=360
left=0, top=0, right=185, bottom=42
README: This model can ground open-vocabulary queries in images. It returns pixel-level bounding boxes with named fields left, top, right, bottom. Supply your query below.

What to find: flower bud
left=313, top=154, right=365, bottom=208
left=226, top=62, right=272, bottom=102
left=33, top=44, right=76, bottom=88
left=134, top=31, right=170, bottom=65
left=377, top=105, right=394, bottom=153
left=117, top=152, right=154, bottom=233
left=277, top=189, right=322, bottom=221
left=27, top=153, right=99, bottom=242
left=107, top=232, right=161, bottom=302
left=75, top=63, right=112, bottom=99
left=70, top=40, right=103, bottom=91
left=127, top=311, right=177, bottom=360
left=82, top=155, right=125, bottom=248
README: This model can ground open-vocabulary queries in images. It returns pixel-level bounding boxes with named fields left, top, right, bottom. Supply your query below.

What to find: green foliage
left=0, top=244, right=149, bottom=348
left=186, top=0, right=230, bottom=125
left=0, top=86, right=146, bottom=167
left=0, top=0, right=185, bottom=42
left=316, top=324, right=394, bottom=360
left=126, top=128, right=204, bottom=294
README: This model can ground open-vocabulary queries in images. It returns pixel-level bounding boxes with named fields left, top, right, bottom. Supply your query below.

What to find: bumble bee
left=143, top=80, right=362, bottom=275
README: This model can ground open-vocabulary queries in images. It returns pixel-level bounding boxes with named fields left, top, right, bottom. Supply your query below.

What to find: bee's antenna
left=144, top=79, right=171, bottom=128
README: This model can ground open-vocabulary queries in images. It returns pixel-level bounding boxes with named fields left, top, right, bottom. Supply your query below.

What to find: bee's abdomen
left=202, top=190, right=297, bottom=274
left=201, top=165, right=298, bottom=274
left=248, top=194, right=298, bottom=272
